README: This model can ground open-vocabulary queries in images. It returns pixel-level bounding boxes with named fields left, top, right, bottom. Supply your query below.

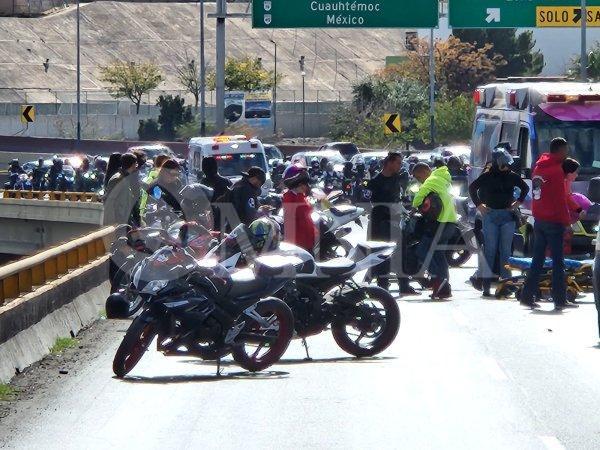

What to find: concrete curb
left=0, top=258, right=109, bottom=383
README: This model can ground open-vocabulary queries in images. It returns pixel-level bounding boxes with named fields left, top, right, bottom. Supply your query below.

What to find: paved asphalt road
left=1, top=241, right=600, bottom=448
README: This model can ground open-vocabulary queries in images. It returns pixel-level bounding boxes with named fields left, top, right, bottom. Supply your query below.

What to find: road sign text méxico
left=252, top=0, right=438, bottom=28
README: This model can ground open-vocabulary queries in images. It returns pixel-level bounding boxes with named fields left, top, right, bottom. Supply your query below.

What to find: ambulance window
left=472, top=117, right=501, bottom=168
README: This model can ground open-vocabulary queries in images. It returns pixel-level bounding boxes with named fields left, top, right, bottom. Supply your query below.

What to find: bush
left=414, top=95, right=475, bottom=145
left=138, top=119, right=160, bottom=141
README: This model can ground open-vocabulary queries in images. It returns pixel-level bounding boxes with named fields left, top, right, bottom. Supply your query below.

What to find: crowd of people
left=101, top=135, right=590, bottom=310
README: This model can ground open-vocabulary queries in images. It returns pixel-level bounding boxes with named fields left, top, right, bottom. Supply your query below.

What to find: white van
left=187, top=135, right=272, bottom=194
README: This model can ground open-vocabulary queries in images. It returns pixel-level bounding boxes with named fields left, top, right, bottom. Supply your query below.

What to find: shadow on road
left=275, top=356, right=396, bottom=365
left=117, top=370, right=289, bottom=384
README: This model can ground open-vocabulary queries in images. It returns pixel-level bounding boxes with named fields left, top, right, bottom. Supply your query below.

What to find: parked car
left=291, top=150, right=346, bottom=173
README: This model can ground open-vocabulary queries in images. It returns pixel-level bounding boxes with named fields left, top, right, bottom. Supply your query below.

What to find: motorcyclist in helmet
left=46, top=158, right=64, bottom=191
left=75, top=157, right=92, bottom=192
left=469, top=144, right=529, bottom=298
left=31, top=158, right=47, bottom=190
left=271, top=160, right=286, bottom=192
left=309, top=157, right=321, bottom=178
left=282, top=163, right=318, bottom=254
left=343, top=161, right=355, bottom=180
left=368, top=159, right=379, bottom=178
left=6, top=159, right=25, bottom=189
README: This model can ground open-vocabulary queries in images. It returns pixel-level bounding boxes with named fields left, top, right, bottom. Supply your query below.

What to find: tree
left=177, top=55, right=201, bottom=109
left=567, top=43, right=600, bottom=81
left=453, top=29, right=544, bottom=77
left=330, top=78, right=429, bottom=147
left=156, top=95, right=193, bottom=141
left=99, top=61, right=164, bottom=113
left=393, top=36, right=504, bottom=96
left=414, top=95, right=475, bottom=145
left=207, top=57, right=279, bottom=92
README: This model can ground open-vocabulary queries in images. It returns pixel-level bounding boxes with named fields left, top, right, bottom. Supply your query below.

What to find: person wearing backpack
left=412, top=162, right=458, bottom=299
left=469, top=147, right=530, bottom=298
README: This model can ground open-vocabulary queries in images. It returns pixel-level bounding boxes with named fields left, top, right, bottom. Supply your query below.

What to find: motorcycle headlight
left=141, top=279, right=169, bottom=294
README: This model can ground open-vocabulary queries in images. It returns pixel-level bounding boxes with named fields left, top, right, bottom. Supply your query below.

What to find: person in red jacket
left=282, top=164, right=318, bottom=254
left=521, top=137, right=576, bottom=311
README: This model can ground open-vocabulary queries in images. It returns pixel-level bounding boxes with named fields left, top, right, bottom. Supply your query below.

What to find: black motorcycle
left=111, top=246, right=298, bottom=377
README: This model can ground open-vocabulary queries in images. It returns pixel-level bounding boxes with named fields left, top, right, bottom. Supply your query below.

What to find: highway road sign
left=20, top=105, right=34, bottom=124
left=449, top=0, right=600, bottom=28
left=383, top=113, right=401, bottom=135
left=252, top=0, right=438, bottom=29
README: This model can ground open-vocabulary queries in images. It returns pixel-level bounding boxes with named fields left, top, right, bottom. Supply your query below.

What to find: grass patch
left=0, top=384, right=17, bottom=401
left=50, top=337, right=78, bottom=354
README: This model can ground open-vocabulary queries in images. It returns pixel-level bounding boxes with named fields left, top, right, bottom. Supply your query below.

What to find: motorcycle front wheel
left=232, top=299, right=294, bottom=372
left=331, top=286, right=400, bottom=357
left=113, top=313, right=157, bottom=378
left=446, top=232, right=472, bottom=268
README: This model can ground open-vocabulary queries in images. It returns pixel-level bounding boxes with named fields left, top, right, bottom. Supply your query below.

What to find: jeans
left=521, top=220, right=566, bottom=306
left=416, top=223, right=455, bottom=280
left=482, top=210, right=516, bottom=280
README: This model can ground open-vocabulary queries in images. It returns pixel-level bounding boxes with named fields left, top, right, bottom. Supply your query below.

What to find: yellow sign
left=383, top=113, right=401, bottom=135
left=536, top=6, right=600, bottom=27
left=20, top=105, right=35, bottom=124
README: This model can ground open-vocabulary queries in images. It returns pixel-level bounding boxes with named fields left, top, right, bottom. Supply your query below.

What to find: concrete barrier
left=0, top=257, right=109, bottom=383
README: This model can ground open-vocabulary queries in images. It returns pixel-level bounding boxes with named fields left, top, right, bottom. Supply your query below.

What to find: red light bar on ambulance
left=473, top=89, right=485, bottom=106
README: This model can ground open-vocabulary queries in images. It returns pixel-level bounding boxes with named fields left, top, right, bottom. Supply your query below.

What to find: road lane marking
left=482, top=357, right=508, bottom=381
left=539, top=436, right=565, bottom=450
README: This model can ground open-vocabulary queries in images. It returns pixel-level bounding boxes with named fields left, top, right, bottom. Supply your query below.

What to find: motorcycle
left=446, top=196, right=478, bottom=268
left=207, top=223, right=400, bottom=358
left=111, top=246, right=299, bottom=377
left=4, top=173, right=32, bottom=190
left=109, top=221, right=217, bottom=303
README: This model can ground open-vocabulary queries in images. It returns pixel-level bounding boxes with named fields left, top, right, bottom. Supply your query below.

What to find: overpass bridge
left=0, top=191, right=103, bottom=255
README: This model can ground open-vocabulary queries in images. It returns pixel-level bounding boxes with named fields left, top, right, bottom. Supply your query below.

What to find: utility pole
left=76, top=0, right=81, bottom=143
left=199, top=0, right=206, bottom=136
left=581, top=0, right=588, bottom=81
left=215, top=0, right=226, bottom=133
left=209, top=0, right=250, bottom=134
left=429, top=28, right=435, bottom=147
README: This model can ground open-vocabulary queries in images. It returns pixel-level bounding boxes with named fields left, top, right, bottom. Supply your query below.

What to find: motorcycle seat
left=316, top=257, right=356, bottom=276
left=253, top=255, right=298, bottom=278
left=330, top=205, right=357, bottom=217
left=357, top=241, right=394, bottom=254
left=228, top=268, right=269, bottom=298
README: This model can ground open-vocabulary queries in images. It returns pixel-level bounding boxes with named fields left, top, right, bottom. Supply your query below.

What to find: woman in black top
left=469, top=147, right=530, bottom=297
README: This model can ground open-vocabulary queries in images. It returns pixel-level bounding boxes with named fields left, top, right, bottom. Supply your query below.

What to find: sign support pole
left=429, top=27, right=435, bottom=147
left=215, top=0, right=226, bottom=133
left=76, top=0, right=81, bottom=143
left=199, top=0, right=207, bottom=136
left=582, top=0, right=588, bottom=81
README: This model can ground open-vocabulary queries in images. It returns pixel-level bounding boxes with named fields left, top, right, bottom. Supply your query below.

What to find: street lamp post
left=215, top=0, right=226, bottom=133
left=270, top=39, right=277, bottom=136
left=582, top=0, right=588, bottom=81
left=199, top=0, right=206, bottom=136
left=76, top=0, right=81, bottom=143
left=299, top=56, right=306, bottom=138
left=429, top=28, right=435, bottom=147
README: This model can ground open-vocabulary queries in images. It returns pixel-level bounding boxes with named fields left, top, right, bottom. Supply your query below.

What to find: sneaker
left=482, top=292, right=494, bottom=299
left=432, top=279, right=452, bottom=299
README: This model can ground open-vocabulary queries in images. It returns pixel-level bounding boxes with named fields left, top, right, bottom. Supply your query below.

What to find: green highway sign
left=252, top=0, right=439, bottom=29
left=450, top=0, right=600, bottom=28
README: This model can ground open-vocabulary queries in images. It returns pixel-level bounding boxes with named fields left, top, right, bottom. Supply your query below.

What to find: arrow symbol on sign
left=385, top=114, right=400, bottom=133
left=22, top=105, right=34, bottom=123
left=486, top=8, right=501, bottom=23
left=574, top=8, right=582, bottom=24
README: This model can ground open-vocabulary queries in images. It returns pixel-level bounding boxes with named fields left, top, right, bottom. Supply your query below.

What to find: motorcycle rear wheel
left=331, top=286, right=400, bottom=357
left=113, top=314, right=157, bottom=378
left=232, top=299, right=294, bottom=372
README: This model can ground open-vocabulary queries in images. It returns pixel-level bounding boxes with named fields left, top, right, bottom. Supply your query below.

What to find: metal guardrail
left=0, top=226, right=114, bottom=304
left=0, top=190, right=101, bottom=202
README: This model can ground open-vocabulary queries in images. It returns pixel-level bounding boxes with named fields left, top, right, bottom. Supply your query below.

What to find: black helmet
left=105, top=293, right=131, bottom=319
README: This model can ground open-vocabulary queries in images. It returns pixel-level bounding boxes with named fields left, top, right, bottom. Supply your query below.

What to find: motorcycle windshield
left=135, top=247, right=198, bottom=286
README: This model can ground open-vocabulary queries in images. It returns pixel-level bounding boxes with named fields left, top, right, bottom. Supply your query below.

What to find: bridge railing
left=0, top=226, right=114, bottom=304
left=0, top=190, right=101, bottom=202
